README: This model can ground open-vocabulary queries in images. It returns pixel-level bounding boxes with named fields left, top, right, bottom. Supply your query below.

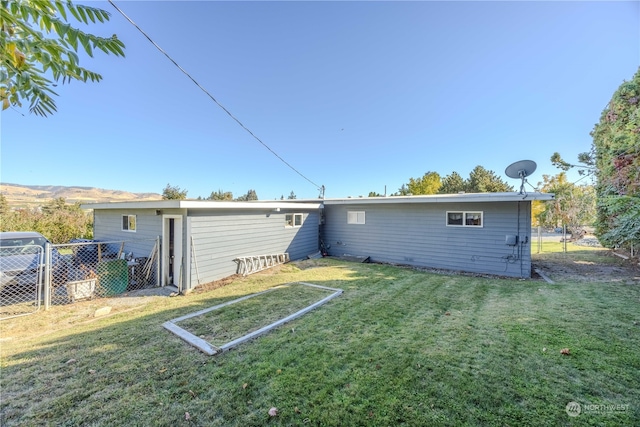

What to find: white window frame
left=446, top=211, right=483, bottom=227
left=122, top=214, right=137, bottom=232
left=347, top=211, right=366, bottom=225
left=285, top=213, right=303, bottom=228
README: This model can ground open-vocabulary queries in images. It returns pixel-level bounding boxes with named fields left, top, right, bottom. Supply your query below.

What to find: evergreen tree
left=236, top=189, right=258, bottom=201
left=393, top=184, right=411, bottom=196
left=208, top=189, right=233, bottom=200
left=438, top=171, right=466, bottom=194
left=162, top=183, right=188, bottom=200
left=466, top=166, right=513, bottom=193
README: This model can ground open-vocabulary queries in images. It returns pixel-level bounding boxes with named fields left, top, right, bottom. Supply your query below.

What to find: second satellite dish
left=505, top=160, right=537, bottom=195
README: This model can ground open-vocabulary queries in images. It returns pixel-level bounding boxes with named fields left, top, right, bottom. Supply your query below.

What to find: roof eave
left=81, top=200, right=323, bottom=210
left=322, top=192, right=555, bottom=205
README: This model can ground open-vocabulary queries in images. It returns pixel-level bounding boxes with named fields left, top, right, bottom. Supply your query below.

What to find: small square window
left=122, top=215, right=136, bottom=232
left=447, top=212, right=463, bottom=226
left=465, top=212, right=482, bottom=226
left=285, top=213, right=303, bottom=228
left=347, top=211, right=365, bottom=224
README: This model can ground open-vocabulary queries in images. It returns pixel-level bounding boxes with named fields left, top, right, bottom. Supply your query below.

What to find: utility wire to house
left=107, top=1, right=323, bottom=194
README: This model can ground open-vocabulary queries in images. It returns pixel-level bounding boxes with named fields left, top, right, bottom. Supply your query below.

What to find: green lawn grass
left=1, top=258, right=638, bottom=426
left=533, top=239, right=602, bottom=250
left=176, top=283, right=336, bottom=347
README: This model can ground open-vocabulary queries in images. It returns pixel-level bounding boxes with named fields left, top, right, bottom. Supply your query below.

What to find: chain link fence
left=531, top=226, right=601, bottom=254
left=1, top=238, right=160, bottom=320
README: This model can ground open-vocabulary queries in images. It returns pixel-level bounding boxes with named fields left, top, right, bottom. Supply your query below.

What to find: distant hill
left=0, top=183, right=163, bottom=208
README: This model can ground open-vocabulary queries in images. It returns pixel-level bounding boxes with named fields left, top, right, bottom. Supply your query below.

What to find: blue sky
left=1, top=1, right=638, bottom=200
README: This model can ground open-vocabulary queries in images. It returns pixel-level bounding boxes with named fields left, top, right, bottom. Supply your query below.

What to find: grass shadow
left=1, top=259, right=639, bottom=426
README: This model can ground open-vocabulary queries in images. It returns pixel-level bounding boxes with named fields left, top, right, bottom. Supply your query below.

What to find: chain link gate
left=0, top=244, right=44, bottom=319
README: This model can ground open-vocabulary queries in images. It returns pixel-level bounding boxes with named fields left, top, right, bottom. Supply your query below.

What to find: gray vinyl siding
left=92, top=209, right=163, bottom=257
left=322, top=201, right=533, bottom=278
left=187, top=209, right=319, bottom=286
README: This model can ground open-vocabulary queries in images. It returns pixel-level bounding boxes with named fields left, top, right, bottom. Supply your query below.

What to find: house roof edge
left=322, top=192, right=555, bottom=205
left=81, top=200, right=323, bottom=210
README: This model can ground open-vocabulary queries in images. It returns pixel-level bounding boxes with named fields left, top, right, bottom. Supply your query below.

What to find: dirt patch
left=190, top=274, right=242, bottom=294
left=293, top=259, right=335, bottom=270
left=533, top=248, right=640, bottom=284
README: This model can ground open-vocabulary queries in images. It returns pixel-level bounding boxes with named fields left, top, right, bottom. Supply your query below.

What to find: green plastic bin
left=97, top=259, right=128, bottom=296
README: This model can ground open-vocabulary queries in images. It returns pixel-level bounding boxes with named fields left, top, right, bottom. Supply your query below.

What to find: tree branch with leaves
left=0, top=0, right=125, bottom=116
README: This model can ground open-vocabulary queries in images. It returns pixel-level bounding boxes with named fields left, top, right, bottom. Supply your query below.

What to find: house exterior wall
left=321, top=201, right=533, bottom=278
left=187, top=209, right=319, bottom=288
left=92, top=208, right=165, bottom=257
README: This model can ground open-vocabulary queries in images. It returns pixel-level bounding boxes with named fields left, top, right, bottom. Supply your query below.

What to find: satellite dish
left=505, top=160, right=537, bottom=195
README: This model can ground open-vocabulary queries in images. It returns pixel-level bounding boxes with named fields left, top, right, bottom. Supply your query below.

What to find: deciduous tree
left=0, top=193, right=9, bottom=216
left=407, top=171, right=441, bottom=195
left=553, top=67, right=640, bottom=250
left=536, top=173, right=596, bottom=236
left=0, top=197, right=92, bottom=243
left=1, top=0, right=126, bottom=116
left=40, top=197, right=92, bottom=243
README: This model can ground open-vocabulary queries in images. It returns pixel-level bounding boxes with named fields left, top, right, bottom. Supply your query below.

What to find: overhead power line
left=107, top=1, right=322, bottom=192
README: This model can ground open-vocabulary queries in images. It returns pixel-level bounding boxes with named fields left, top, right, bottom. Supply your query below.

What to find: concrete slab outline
left=162, top=282, right=343, bottom=355
left=534, top=268, right=555, bottom=284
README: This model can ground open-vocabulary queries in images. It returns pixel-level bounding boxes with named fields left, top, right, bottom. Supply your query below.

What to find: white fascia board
left=81, top=200, right=182, bottom=210
left=322, top=192, right=555, bottom=205
left=179, top=201, right=322, bottom=210
left=82, top=200, right=323, bottom=210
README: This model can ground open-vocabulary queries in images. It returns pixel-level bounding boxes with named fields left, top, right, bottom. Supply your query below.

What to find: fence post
left=563, top=225, right=567, bottom=253
left=537, top=226, right=541, bottom=254
left=44, top=243, right=52, bottom=310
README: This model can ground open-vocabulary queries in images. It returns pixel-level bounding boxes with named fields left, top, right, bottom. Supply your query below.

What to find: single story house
left=83, top=191, right=553, bottom=291
left=84, top=200, right=322, bottom=292
left=321, top=192, right=554, bottom=278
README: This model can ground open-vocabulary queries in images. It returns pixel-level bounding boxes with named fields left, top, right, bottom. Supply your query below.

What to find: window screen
left=122, top=215, right=137, bottom=232
left=347, top=211, right=365, bottom=224
left=447, top=211, right=482, bottom=227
